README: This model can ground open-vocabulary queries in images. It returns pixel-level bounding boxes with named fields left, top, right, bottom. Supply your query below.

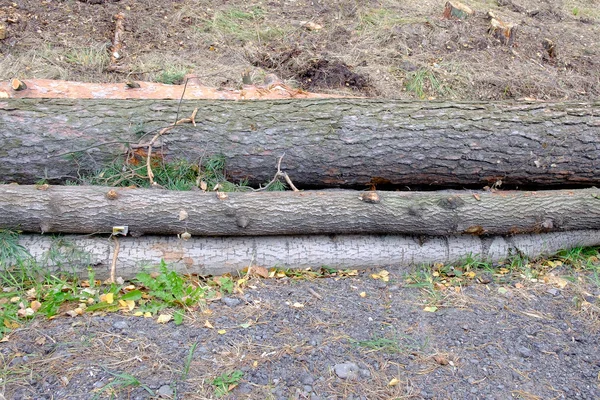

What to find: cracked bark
left=1, top=99, right=599, bottom=188
left=1, top=185, right=599, bottom=236
left=17, top=231, right=600, bottom=278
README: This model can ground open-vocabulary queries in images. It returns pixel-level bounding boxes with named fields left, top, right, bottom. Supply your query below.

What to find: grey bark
left=1, top=99, right=599, bottom=188
left=16, top=230, right=600, bottom=279
left=1, top=185, right=599, bottom=236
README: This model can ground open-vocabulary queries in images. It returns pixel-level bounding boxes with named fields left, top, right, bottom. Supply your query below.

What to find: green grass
left=0, top=234, right=248, bottom=340
left=92, top=369, right=154, bottom=399
left=88, top=155, right=287, bottom=192
left=404, top=68, right=453, bottom=99
left=212, top=370, right=243, bottom=398
left=352, top=331, right=427, bottom=354
left=199, top=6, right=285, bottom=43
left=156, top=68, right=187, bottom=85
left=134, top=260, right=206, bottom=314
left=63, top=43, right=110, bottom=72
left=0, top=229, right=30, bottom=266
left=357, top=8, right=424, bottom=33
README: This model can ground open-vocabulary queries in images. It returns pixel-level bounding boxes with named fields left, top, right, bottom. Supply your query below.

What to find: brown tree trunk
left=1, top=185, right=599, bottom=236
left=1, top=99, right=599, bottom=188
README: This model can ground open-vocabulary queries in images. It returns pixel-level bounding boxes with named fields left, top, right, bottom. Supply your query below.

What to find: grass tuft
left=88, top=155, right=254, bottom=192
left=212, top=370, right=244, bottom=398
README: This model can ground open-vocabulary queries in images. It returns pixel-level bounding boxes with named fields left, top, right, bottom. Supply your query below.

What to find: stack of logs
left=1, top=97, right=599, bottom=277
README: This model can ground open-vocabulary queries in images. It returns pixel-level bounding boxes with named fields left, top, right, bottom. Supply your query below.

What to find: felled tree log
left=16, top=230, right=600, bottom=278
left=1, top=185, right=599, bottom=236
left=1, top=99, right=599, bottom=188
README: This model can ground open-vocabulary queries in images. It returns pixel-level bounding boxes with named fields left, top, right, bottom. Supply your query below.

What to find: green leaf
left=173, top=310, right=184, bottom=325
left=120, top=290, right=143, bottom=301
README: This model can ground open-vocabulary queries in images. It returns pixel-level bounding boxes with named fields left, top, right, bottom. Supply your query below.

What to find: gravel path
left=2, top=268, right=599, bottom=399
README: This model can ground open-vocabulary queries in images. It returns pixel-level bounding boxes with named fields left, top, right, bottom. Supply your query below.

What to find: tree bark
left=1, top=99, right=599, bottom=188
left=2, top=185, right=599, bottom=236
left=16, top=230, right=600, bottom=279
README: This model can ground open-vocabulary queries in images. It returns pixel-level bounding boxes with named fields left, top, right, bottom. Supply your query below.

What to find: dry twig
left=255, top=154, right=299, bottom=192
left=132, top=108, right=198, bottom=185
left=109, top=235, right=119, bottom=283
left=107, top=13, right=125, bottom=72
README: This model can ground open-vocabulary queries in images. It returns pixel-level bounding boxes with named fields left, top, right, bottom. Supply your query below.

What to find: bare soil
left=1, top=0, right=599, bottom=100
left=2, top=268, right=600, bottom=399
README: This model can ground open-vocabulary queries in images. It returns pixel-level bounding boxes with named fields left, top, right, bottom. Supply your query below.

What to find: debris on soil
left=298, top=59, right=373, bottom=94
left=2, top=0, right=595, bottom=100
left=1, top=265, right=599, bottom=399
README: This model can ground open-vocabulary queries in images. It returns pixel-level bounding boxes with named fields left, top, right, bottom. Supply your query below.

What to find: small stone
left=221, top=297, right=241, bottom=307
left=300, top=373, right=314, bottom=385
left=334, top=362, right=360, bottom=380
left=477, top=273, right=493, bottom=284
left=157, top=385, right=173, bottom=397
left=547, top=288, right=559, bottom=296
left=237, top=383, right=252, bottom=394
left=518, top=346, right=532, bottom=358
left=112, top=320, right=128, bottom=330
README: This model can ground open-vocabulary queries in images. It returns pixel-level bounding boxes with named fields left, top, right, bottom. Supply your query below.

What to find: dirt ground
left=1, top=0, right=599, bottom=100
left=2, top=267, right=600, bottom=400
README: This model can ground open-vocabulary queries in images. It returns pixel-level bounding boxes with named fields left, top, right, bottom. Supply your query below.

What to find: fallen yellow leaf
left=423, top=306, right=438, bottom=313
left=100, top=293, right=114, bottom=304
left=465, top=271, right=476, bottom=279
left=359, top=292, right=367, bottom=298
left=30, top=300, right=42, bottom=312
left=218, top=329, right=227, bottom=335
left=157, top=314, right=172, bottom=324
left=134, top=311, right=144, bottom=317
left=204, top=320, right=214, bottom=329
left=123, top=300, right=135, bottom=311
left=388, top=378, right=400, bottom=386
left=250, top=266, right=269, bottom=278
left=544, top=275, right=568, bottom=289
left=144, top=312, right=152, bottom=318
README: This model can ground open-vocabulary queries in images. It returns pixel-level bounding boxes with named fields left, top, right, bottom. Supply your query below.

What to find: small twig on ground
left=308, top=287, right=323, bottom=300
left=255, top=154, right=299, bottom=192
left=109, top=235, right=119, bottom=284
left=135, top=108, right=198, bottom=185
left=107, top=13, right=125, bottom=72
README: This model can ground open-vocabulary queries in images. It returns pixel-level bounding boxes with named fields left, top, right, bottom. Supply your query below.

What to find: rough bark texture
left=2, top=185, right=600, bottom=236
left=1, top=99, right=599, bottom=188
left=16, top=230, right=600, bottom=278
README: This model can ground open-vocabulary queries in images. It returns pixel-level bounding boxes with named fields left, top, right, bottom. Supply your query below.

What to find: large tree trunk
left=16, top=230, right=600, bottom=278
left=1, top=99, right=599, bottom=188
left=2, top=185, right=599, bottom=236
